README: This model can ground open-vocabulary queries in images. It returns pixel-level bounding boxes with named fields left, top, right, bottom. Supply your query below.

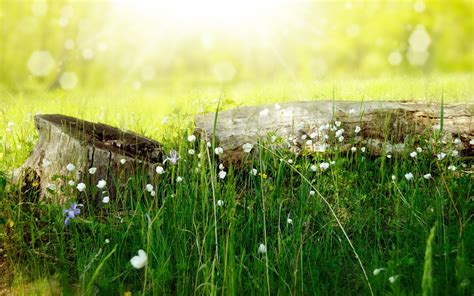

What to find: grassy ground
left=0, top=75, right=473, bottom=295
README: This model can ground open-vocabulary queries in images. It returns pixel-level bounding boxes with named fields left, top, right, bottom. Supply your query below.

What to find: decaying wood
left=15, top=114, right=162, bottom=202
left=194, top=101, right=473, bottom=161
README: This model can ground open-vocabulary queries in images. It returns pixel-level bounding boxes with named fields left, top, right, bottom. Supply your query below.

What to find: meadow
left=0, top=76, right=473, bottom=295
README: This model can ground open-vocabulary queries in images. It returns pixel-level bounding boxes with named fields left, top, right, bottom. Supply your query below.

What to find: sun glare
left=111, top=0, right=295, bottom=32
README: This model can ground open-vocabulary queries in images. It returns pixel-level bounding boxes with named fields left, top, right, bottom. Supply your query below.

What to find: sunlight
left=110, top=0, right=295, bottom=32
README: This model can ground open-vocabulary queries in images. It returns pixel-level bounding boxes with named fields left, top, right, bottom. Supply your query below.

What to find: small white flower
left=251, top=168, right=258, bottom=176
left=330, top=160, right=335, bottom=165
left=335, top=121, right=341, bottom=127
left=97, top=179, right=107, bottom=189
left=451, top=150, right=458, bottom=157
left=447, top=165, right=456, bottom=171
left=7, top=122, right=14, bottom=128
left=437, top=152, right=446, bottom=160
left=151, top=190, right=156, bottom=197
left=156, top=166, right=164, bottom=174
left=120, top=158, right=126, bottom=165
left=217, top=163, right=224, bottom=170
left=287, top=217, right=293, bottom=224
left=351, top=147, right=357, bottom=152
left=387, top=154, right=392, bottom=159
left=88, top=167, right=97, bottom=174
left=46, top=183, right=56, bottom=191
left=306, top=140, right=313, bottom=145
left=423, top=173, right=432, bottom=179
left=188, top=149, right=195, bottom=155
left=130, top=249, right=148, bottom=269
left=453, top=138, right=461, bottom=145
left=335, top=129, right=344, bottom=138
left=355, top=126, right=361, bottom=133
left=271, top=135, right=277, bottom=143
left=391, top=175, right=396, bottom=182
left=215, top=147, right=223, bottom=155
left=104, top=239, right=110, bottom=244
left=77, top=182, right=86, bottom=192
left=301, top=134, right=307, bottom=140
left=217, top=200, right=224, bottom=207
left=416, top=147, right=423, bottom=153
left=388, top=275, right=399, bottom=284
left=66, top=163, right=75, bottom=172
left=68, top=180, right=75, bottom=186
left=258, top=243, right=267, bottom=254
left=404, top=172, right=414, bottom=181
left=373, top=268, right=385, bottom=276
left=310, top=132, right=318, bottom=139
left=310, top=164, right=317, bottom=172
left=274, top=103, right=281, bottom=110
left=207, top=141, right=212, bottom=148
left=361, top=147, right=366, bottom=153
left=242, top=142, right=253, bottom=153
left=259, top=108, right=270, bottom=117
left=218, top=170, right=227, bottom=179
left=349, top=109, right=355, bottom=114
left=146, top=184, right=153, bottom=192
left=309, top=190, right=315, bottom=196
left=288, top=159, right=293, bottom=164
left=187, top=134, right=196, bottom=142
left=409, top=151, right=417, bottom=158
left=338, top=136, right=344, bottom=142
left=176, top=176, right=183, bottom=182
left=42, top=158, right=52, bottom=168
left=197, top=153, right=202, bottom=159
left=102, top=196, right=110, bottom=203
left=470, top=139, right=474, bottom=145
left=319, top=162, right=330, bottom=170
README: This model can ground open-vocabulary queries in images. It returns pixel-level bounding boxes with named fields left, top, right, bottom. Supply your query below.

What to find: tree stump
left=15, top=114, right=162, bottom=202
left=194, top=101, right=473, bottom=161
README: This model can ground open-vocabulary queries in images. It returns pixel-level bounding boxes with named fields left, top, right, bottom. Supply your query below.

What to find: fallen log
left=194, top=101, right=473, bottom=161
left=15, top=114, right=162, bottom=202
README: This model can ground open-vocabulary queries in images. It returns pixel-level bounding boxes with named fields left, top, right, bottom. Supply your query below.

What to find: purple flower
left=64, top=203, right=83, bottom=226
left=163, top=149, right=180, bottom=165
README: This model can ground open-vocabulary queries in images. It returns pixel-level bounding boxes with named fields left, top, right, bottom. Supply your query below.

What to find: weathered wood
left=194, top=101, right=473, bottom=160
left=15, top=114, right=162, bottom=202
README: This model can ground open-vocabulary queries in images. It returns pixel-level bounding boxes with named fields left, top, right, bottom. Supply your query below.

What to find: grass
left=0, top=75, right=473, bottom=295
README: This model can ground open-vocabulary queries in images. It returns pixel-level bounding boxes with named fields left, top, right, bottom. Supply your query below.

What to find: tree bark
left=14, top=114, right=162, bottom=202
left=194, top=101, right=473, bottom=161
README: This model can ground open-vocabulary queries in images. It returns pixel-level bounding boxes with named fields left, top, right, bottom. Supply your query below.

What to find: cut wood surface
left=195, top=101, right=473, bottom=160
left=15, top=114, right=162, bottom=202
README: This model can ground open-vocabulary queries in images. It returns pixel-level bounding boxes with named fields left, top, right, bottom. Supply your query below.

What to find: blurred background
left=0, top=0, right=472, bottom=93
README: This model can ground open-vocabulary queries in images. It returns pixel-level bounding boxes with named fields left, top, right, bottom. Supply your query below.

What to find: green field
left=1, top=0, right=473, bottom=294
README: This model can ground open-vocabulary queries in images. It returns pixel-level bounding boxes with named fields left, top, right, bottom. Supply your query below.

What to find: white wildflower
left=146, top=184, right=153, bottom=192
left=387, top=154, right=392, bottom=159
left=335, top=121, right=341, bottom=127
left=423, top=173, right=432, bottom=179
left=120, top=158, right=126, bottom=165
left=102, top=196, right=110, bottom=203
left=68, top=180, right=75, bottom=186
left=447, top=165, right=456, bottom=171
left=271, top=135, right=277, bottom=143
left=187, top=134, right=196, bottom=142
left=335, top=129, right=344, bottom=138
left=391, top=175, right=396, bottom=182
left=251, top=168, right=258, bottom=176
left=242, top=143, right=253, bottom=153
left=309, top=190, right=315, bottom=196
left=319, top=162, right=330, bottom=170
left=310, top=164, right=317, bottom=172
left=361, top=147, right=366, bottom=153
left=453, top=138, right=461, bottom=145
left=470, top=139, right=474, bottom=145
left=217, top=200, right=224, bottom=207
left=215, top=147, right=223, bottom=155
left=338, top=136, right=344, bottom=142
left=104, top=239, right=110, bottom=244
left=416, top=147, right=422, bottom=153
left=258, top=243, right=267, bottom=254
left=46, top=183, right=56, bottom=191
left=310, top=132, right=318, bottom=139
left=288, top=159, right=293, bottom=164
left=88, top=167, right=97, bottom=174
left=301, top=134, right=307, bottom=140
left=373, top=268, right=385, bottom=276
left=207, top=141, right=212, bottom=148
left=66, top=163, right=75, bottom=172
left=130, top=249, right=148, bottom=269
left=77, top=182, right=86, bottom=192
left=451, top=150, right=458, bottom=157
left=42, top=158, right=52, bottom=168
left=176, top=176, right=183, bottom=182
left=437, top=152, right=446, bottom=160
left=188, top=149, right=195, bottom=155
left=259, top=108, right=270, bottom=117
left=355, top=126, right=361, bottom=133
left=351, top=147, right=357, bottom=152
left=97, top=179, right=107, bottom=189
left=389, top=275, right=399, bottom=284
left=409, top=151, right=417, bottom=158
left=156, top=166, right=164, bottom=174
left=404, top=172, right=414, bottom=181
left=218, top=170, right=227, bottom=179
